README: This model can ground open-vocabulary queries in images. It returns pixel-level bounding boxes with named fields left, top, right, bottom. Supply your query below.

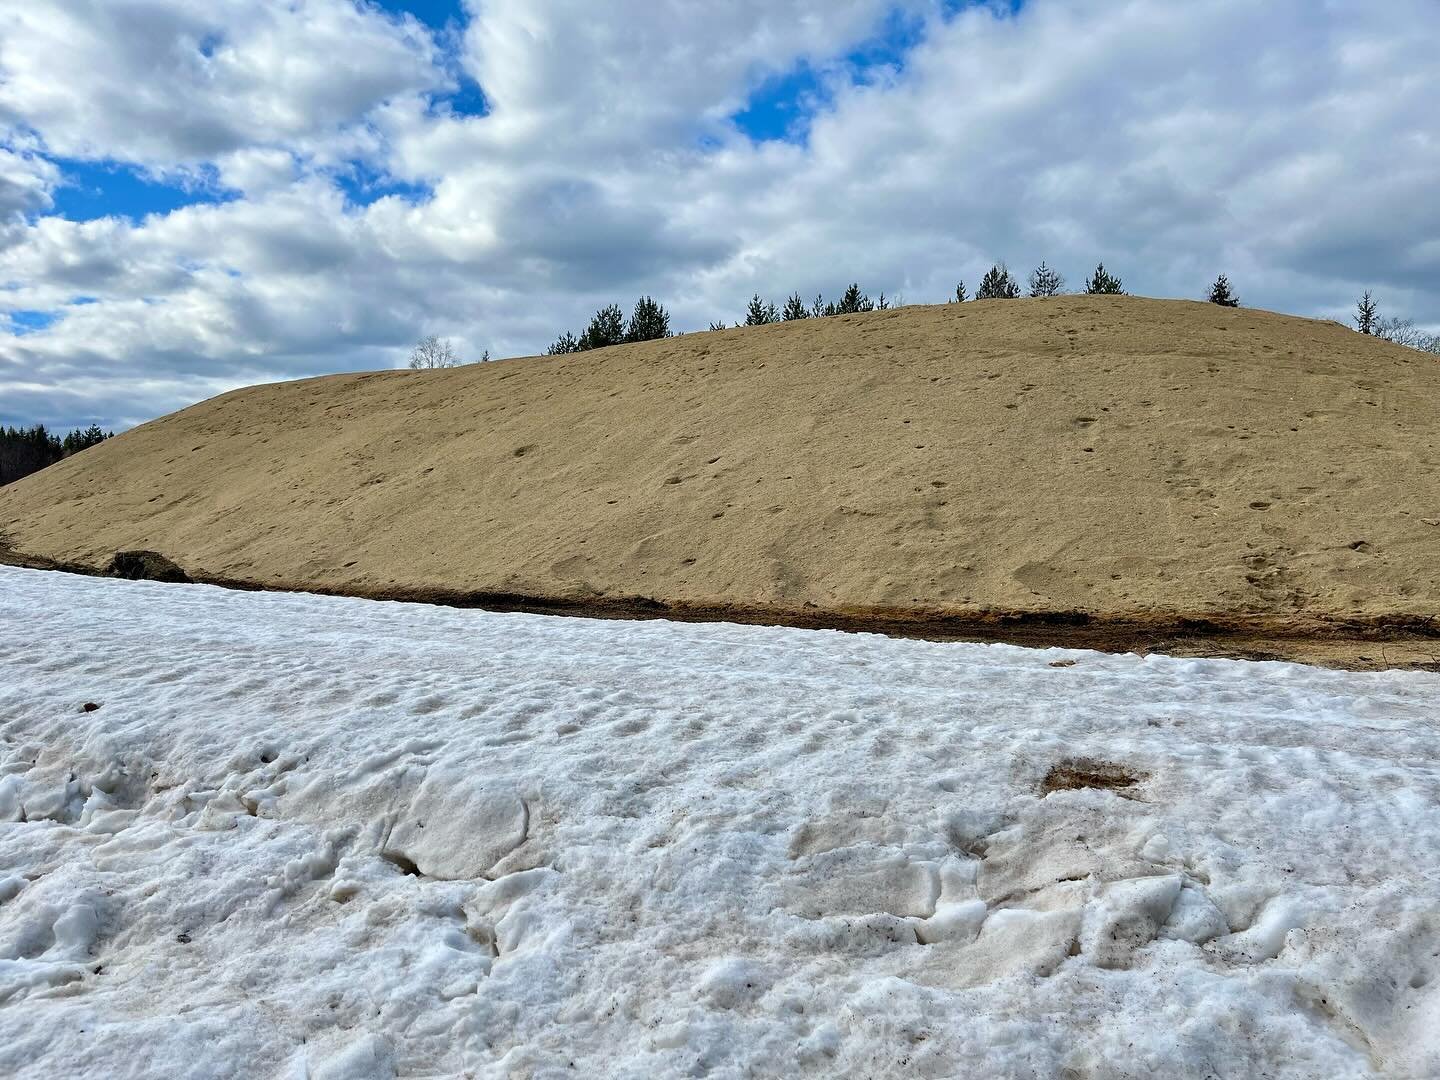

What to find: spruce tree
left=876, top=292, right=889, bottom=310
left=1207, top=275, right=1239, bottom=307
left=546, top=331, right=580, bottom=355
left=744, top=294, right=779, bottom=326
left=625, top=295, right=671, bottom=342
left=0, top=424, right=65, bottom=486
left=781, top=293, right=810, bottom=321
left=976, top=264, right=1020, bottom=300
left=1354, top=290, right=1378, bottom=335
left=1083, top=263, right=1123, bottom=295
left=707, top=320, right=728, bottom=332
left=61, top=424, right=108, bottom=454
left=579, top=304, right=627, bottom=349
left=1028, top=261, right=1065, bottom=298
left=953, top=281, right=968, bottom=303
left=835, top=283, right=873, bottom=314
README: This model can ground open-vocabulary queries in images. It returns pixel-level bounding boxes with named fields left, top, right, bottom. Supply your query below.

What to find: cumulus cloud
left=0, top=143, right=59, bottom=219
left=0, top=0, right=442, bottom=167
left=1, top=0, right=1437, bottom=429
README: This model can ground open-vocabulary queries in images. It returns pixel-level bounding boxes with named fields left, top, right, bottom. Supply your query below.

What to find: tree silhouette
left=625, top=295, right=671, bottom=342
left=976, top=264, right=1020, bottom=299
left=835, top=283, right=874, bottom=314
left=745, top=294, right=779, bottom=325
left=1083, top=263, right=1124, bottom=295
left=1207, top=275, right=1239, bottom=307
left=408, top=335, right=459, bottom=369
left=546, top=331, right=580, bottom=354
left=1029, top=262, right=1065, bottom=297
left=579, top=304, right=627, bottom=348
left=1354, top=291, right=1378, bottom=335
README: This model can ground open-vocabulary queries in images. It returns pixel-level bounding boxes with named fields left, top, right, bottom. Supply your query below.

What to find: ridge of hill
left=4, top=296, right=1438, bottom=667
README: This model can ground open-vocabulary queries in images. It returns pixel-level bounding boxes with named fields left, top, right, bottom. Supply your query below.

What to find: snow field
left=1, top=566, right=1439, bottom=1077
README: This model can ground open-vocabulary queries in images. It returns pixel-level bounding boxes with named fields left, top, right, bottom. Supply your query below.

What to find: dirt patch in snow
left=1040, top=759, right=1145, bottom=797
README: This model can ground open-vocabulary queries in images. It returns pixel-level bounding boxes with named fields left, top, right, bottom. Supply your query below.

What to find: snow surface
left=2, top=565, right=1439, bottom=1078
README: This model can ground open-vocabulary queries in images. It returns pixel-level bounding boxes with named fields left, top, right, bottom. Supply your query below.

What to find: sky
left=1, top=0, right=1437, bottom=431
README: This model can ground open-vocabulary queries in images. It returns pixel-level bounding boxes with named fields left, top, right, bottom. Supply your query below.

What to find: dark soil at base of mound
left=5, top=544, right=1437, bottom=672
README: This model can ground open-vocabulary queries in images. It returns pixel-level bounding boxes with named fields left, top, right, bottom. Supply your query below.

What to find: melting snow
left=1, top=566, right=1439, bottom=1077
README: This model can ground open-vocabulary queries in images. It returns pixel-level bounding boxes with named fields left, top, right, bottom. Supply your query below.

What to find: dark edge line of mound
left=4, top=545, right=1439, bottom=671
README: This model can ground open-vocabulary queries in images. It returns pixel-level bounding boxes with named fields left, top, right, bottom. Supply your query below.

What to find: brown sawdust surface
left=4, top=295, right=1439, bottom=669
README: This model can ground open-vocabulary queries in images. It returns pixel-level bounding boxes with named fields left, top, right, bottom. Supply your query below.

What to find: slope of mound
left=3, top=296, right=1438, bottom=664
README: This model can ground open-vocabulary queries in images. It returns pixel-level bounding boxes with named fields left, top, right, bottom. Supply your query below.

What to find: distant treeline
left=0, top=424, right=113, bottom=487
left=532, top=262, right=1437, bottom=356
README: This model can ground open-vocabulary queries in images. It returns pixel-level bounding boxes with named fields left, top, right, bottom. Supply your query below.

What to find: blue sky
left=372, top=0, right=466, bottom=30
left=735, top=0, right=1025, bottom=142
left=48, top=160, right=236, bottom=222
left=735, top=8, right=933, bottom=142
left=2, top=0, right=1437, bottom=432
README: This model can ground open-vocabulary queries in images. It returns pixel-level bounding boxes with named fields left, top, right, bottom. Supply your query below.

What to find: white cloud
left=0, top=0, right=442, bottom=166
left=457, top=0, right=902, bottom=143
left=0, top=139, right=59, bottom=219
left=2, top=0, right=1438, bottom=429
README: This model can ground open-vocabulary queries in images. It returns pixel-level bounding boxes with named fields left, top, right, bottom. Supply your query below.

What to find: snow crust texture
left=2, top=566, right=1439, bottom=1078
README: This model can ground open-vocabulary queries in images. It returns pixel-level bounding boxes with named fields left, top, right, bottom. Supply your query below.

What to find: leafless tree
left=1375, top=317, right=1421, bottom=348
left=1373, top=316, right=1440, bottom=354
left=408, top=335, right=459, bottom=369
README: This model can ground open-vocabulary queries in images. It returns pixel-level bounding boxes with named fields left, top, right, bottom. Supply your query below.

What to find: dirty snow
left=1, top=565, right=1439, bottom=1078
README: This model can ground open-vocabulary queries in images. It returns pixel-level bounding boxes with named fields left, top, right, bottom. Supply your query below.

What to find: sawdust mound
left=4, top=296, right=1438, bottom=665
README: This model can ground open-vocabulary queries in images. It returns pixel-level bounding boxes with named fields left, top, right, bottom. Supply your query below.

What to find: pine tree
left=835, top=283, right=873, bottom=314
left=876, top=292, right=889, bottom=311
left=812, top=293, right=836, bottom=318
left=781, top=293, right=810, bottom=321
left=0, top=423, right=66, bottom=486
left=707, top=320, right=728, bottom=332
left=61, top=424, right=109, bottom=454
left=744, top=294, right=779, bottom=326
left=976, top=264, right=1020, bottom=300
left=546, top=331, right=580, bottom=355
left=579, top=304, right=627, bottom=349
left=953, top=281, right=968, bottom=303
left=625, top=295, right=671, bottom=342
left=1208, top=275, right=1239, bottom=307
left=1028, top=261, right=1065, bottom=298
left=1083, top=263, right=1123, bottom=295
left=1354, top=290, right=1378, bottom=335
